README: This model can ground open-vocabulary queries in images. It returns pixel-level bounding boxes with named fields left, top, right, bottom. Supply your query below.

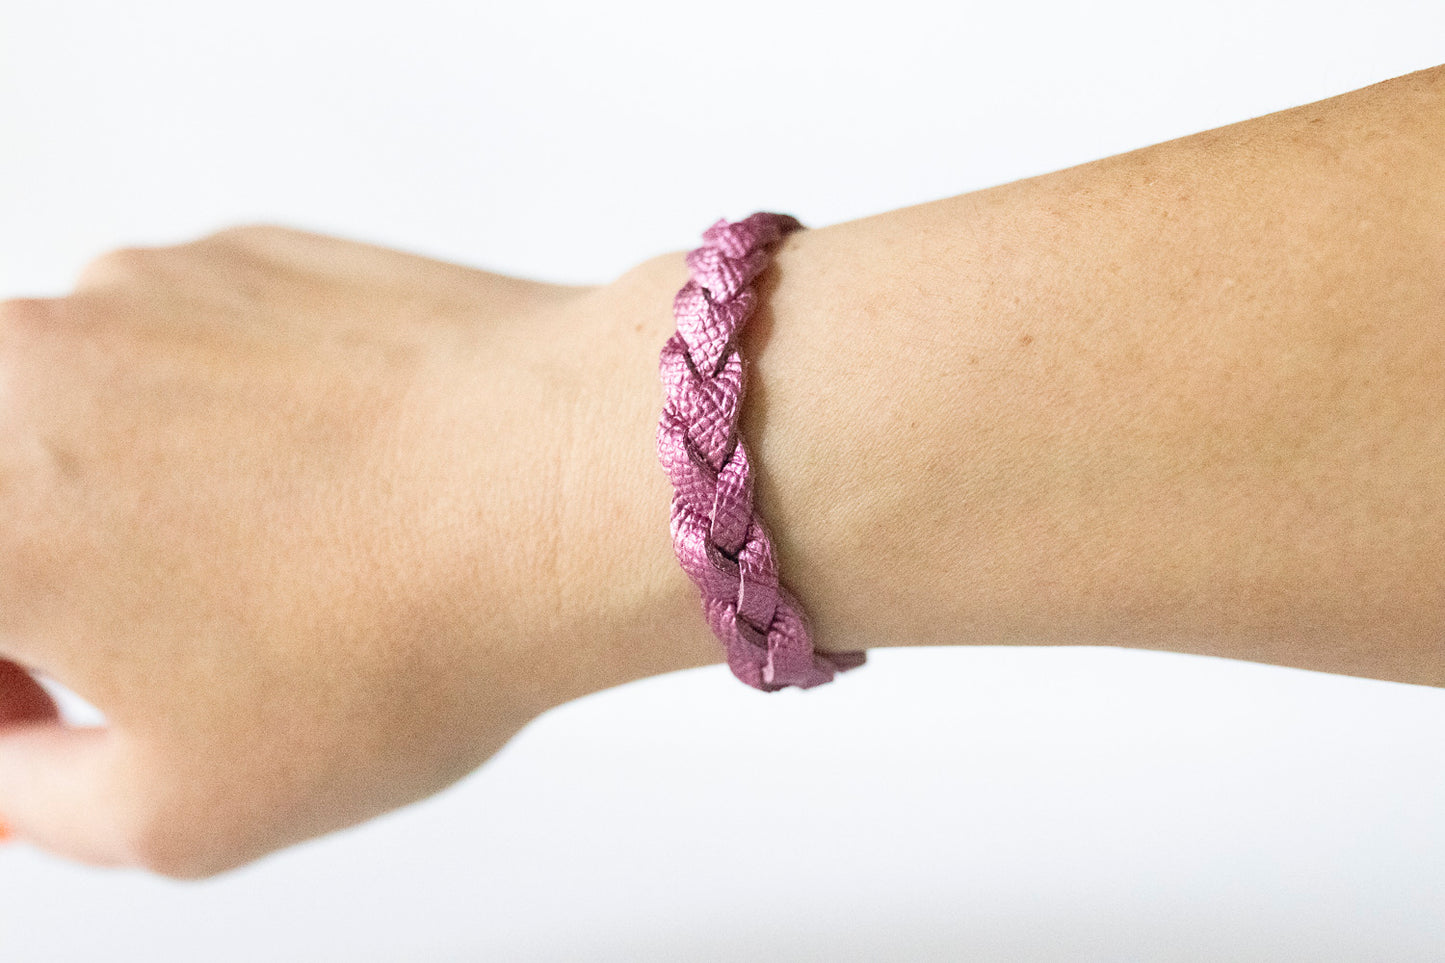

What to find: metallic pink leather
left=656, top=212, right=867, bottom=690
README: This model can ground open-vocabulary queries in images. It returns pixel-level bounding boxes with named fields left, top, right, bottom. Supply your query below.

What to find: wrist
left=535, top=254, right=729, bottom=704
left=582, top=225, right=917, bottom=675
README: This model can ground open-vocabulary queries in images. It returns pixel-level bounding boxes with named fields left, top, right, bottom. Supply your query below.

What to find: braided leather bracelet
left=656, top=212, right=867, bottom=691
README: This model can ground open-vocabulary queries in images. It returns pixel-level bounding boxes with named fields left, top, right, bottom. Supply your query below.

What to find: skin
left=0, top=63, right=1441, bottom=878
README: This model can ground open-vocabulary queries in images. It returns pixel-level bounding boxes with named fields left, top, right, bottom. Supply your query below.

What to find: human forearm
left=597, top=64, right=1445, bottom=688
left=5, top=64, right=1438, bottom=878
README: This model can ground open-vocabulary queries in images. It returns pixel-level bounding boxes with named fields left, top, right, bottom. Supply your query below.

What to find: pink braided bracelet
left=656, top=212, right=867, bottom=691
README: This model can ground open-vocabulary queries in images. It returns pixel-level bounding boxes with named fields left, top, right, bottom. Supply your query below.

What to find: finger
left=0, top=712, right=133, bottom=867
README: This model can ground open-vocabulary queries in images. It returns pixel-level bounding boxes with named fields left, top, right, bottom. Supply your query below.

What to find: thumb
left=0, top=661, right=134, bottom=868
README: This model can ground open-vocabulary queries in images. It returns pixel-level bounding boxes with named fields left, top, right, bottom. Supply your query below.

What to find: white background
left=2, top=1, right=1444, bottom=960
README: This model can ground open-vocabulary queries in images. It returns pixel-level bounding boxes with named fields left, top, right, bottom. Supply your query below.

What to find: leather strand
left=656, top=212, right=867, bottom=690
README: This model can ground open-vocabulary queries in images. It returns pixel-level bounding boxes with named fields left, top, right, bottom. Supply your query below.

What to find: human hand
left=0, top=226, right=716, bottom=877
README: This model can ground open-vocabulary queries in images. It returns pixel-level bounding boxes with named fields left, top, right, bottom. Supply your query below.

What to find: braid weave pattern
left=657, top=212, right=867, bottom=691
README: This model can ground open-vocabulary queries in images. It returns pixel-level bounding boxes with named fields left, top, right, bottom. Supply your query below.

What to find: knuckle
left=146, top=852, right=229, bottom=882
left=117, top=776, right=252, bottom=881
left=0, top=296, right=59, bottom=330
left=127, top=813, right=230, bottom=881
left=0, top=298, right=73, bottom=355
left=75, top=246, right=158, bottom=291
left=205, top=222, right=296, bottom=250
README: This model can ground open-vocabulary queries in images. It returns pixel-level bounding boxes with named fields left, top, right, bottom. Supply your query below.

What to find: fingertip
left=0, top=722, right=132, bottom=866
